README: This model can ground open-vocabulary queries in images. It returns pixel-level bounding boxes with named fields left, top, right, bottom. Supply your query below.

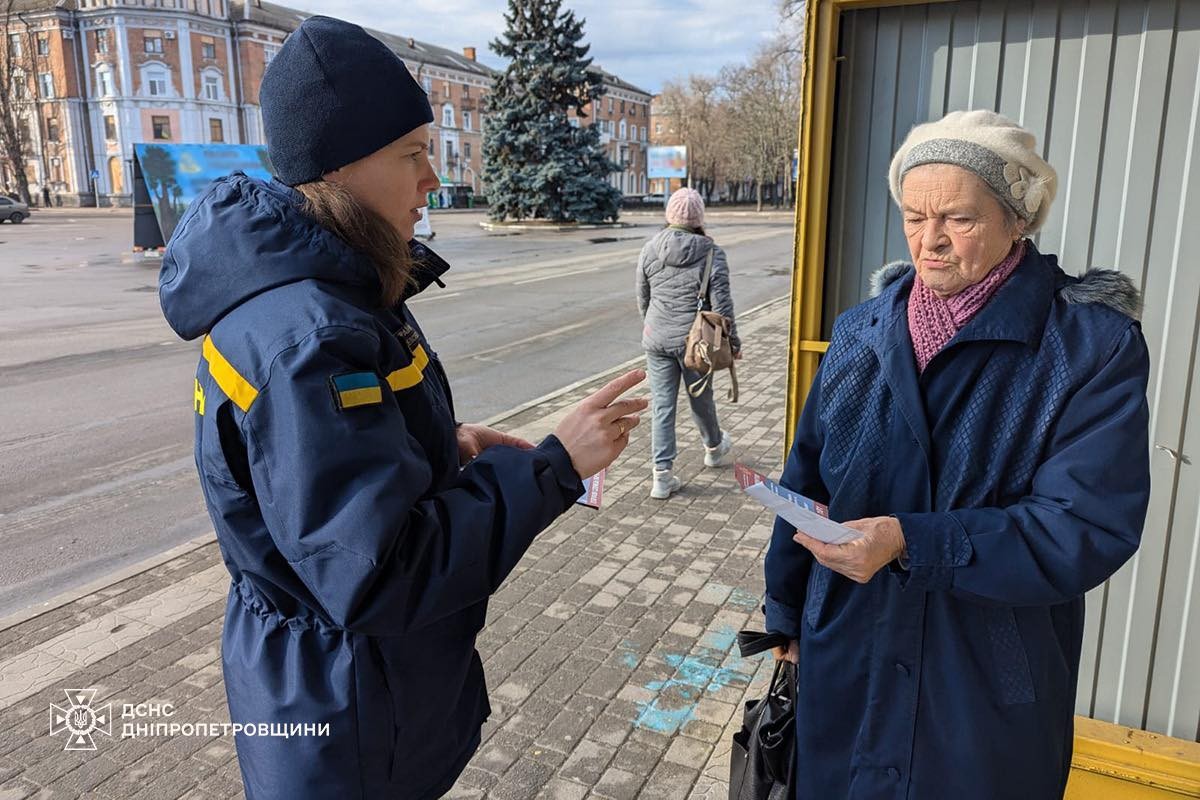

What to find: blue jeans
left=645, top=350, right=723, bottom=471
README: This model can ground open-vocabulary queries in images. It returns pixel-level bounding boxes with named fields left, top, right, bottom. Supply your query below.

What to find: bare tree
left=0, top=0, right=33, bottom=204
left=721, top=38, right=801, bottom=211
left=657, top=75, right=726, bottom=201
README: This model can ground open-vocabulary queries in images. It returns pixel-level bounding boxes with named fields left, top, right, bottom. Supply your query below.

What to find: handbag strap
left=695, top=248, right=715, bottom=311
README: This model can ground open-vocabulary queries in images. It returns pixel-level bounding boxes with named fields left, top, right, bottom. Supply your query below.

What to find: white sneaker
left=704, top=432, right=735, bottom=468
left=650, top=468, right=682, bottom=500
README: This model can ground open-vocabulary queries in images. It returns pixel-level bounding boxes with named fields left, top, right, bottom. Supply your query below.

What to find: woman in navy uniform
left=159, top=16, right=646, bottom=799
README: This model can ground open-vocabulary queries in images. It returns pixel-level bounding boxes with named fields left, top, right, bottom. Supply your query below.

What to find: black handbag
left=729, top=630, right=795, bottom=800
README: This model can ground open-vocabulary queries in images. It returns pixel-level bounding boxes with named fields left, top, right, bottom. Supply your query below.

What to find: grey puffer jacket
left=636, top=226, right=740, bottom=356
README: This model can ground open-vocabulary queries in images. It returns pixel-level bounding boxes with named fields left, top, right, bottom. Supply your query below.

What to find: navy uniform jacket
left=159, top=174, right=584, bottom=799
left=764, top=245, right=1151, bottom=799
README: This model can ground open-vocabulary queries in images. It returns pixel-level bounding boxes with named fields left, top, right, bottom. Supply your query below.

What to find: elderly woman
left=764, top=110, right=1151, bottom=799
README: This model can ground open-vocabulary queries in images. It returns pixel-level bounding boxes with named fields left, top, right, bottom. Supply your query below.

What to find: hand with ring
left=554, top=370, right=648, bottom=479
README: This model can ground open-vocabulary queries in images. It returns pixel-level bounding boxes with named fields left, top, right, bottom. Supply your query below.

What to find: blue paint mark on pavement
left=729, top=588, right=761, bottom=610
left=632, top=624, right=754, bottom=734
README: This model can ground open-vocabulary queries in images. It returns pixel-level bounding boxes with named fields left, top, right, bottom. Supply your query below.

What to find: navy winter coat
left=764, top=244, right=1151, bottom=799
left=159, top=174, right=584, bottom=799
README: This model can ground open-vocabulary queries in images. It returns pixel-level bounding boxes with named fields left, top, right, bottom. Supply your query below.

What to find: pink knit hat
left=665, top=188, right=705, bottom=228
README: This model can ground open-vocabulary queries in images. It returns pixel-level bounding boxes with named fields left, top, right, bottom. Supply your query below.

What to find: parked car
left=640, top=193, right=665, bottom=204
left=0, top=196, right=30, bottom=223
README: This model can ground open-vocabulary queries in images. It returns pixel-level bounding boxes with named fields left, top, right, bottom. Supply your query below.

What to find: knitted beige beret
left=888, top=110, right=1058, bottom=233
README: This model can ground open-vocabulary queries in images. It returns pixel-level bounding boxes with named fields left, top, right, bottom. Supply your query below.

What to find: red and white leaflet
left=576, top=468, right=605, bottom=510
left=734, top=463, right=861, bottom=545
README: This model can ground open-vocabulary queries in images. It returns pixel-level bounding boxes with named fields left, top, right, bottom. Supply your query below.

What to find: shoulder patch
left=329, top=371, right=383, bottom=410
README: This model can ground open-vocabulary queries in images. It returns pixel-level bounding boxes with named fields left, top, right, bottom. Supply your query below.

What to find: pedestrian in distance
left=158, top=16, right=646, bottom=800
left=636, top=187, right=740, bottom=499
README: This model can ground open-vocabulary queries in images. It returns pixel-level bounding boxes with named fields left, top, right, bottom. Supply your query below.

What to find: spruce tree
left=483, top=0, right=622, bottom=223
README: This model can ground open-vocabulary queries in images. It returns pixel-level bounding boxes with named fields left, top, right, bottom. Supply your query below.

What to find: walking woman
left=636, top=188, right=740, bottom=499
left=158, top=17, right=645, bottom=799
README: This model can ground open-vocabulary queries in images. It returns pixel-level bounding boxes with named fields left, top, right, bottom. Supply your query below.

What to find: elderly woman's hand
left=792, top=516, right=907, bottom=584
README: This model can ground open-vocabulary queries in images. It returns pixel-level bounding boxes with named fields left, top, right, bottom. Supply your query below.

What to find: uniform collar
left=403, top=241, right=451, bottom=302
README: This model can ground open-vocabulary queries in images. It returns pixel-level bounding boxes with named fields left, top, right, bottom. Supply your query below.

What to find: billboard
left=647, top=146, right=687, bottom=179
left=133, top=143, right=274, bottom=247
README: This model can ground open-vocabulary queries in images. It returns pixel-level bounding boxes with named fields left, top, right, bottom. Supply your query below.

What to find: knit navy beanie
left=260, top=16, right=434, bottom=186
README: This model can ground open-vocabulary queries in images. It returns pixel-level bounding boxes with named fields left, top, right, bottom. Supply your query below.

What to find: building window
left=463, top=84, right=470, bottom=98
left=442, top=103, right=454, bottom=128
left=51, top=157, right=62, bottom=182
left=201, top=38, right=216, bottom=59
left=421, top=76, right=432, bottom=93
left=104, top=115, right=117, bottom=140
left=263, top=45, right=278, bottom=66
left=642, top=126, right=648, bottom=142
left=96, top=30, right=109, bottom=54
left=13, top=72, right=30, bottom=99
left=209, top=118, right=224, bottom=142
left=147, top=70, right=168, bottom=96
left=620, top=99, right=625, bottom=113
left=203, top=73, right=220, bottom=100
left=152, top=115, right=171, bottom=140
left=619, top=119, right=626, bottom=140
left=655, top=122, right=662, bottom=135
left=37, top=36, right=49, bottom=56
left=144, top=35, right=164, bottom=54
left=96, top=66, right=114, bottom=97
left=8, top=33, right=21, bottom=58
left=462, top=110, right=471, bottom=131
left=47, top=118, right=59, bottom=141
left=39, top=73, right=54, bottom=98
left=607, top=97, right=613, bottom=113
left=464, top=141, right=471, bottom=160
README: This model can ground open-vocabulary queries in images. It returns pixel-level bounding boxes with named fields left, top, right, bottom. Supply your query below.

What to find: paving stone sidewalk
left=0, top=298, right=793, bottom=800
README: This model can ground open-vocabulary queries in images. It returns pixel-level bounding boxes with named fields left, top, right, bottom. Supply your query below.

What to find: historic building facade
left=2, top=0, right=650, bottom=206
left=2, top=0, right=496, bottom=205
left=574, top=69, right=652, bottom=198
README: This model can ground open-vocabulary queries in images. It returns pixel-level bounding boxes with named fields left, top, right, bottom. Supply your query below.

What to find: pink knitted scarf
left=907, top=240, right=1025, bottom=373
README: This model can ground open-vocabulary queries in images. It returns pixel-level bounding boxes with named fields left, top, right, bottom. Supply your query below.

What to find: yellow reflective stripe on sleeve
left=202, top=335, right=260, bottom=412
left=385, top=344, right=429, bottom=391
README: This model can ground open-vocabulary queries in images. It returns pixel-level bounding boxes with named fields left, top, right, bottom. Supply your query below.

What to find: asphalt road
left=0, top=207, right=795, bottom=617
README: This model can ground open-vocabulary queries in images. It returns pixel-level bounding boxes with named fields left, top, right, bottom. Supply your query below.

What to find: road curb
left=0, top=294, right=790, bottom=634
left=479, top=220, right=636, bottom=232
left=0, top=532, right=217, bottom=633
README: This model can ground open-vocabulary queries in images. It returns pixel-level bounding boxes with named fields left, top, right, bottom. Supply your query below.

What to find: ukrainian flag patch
left=330, top=372, right=383, bottom=410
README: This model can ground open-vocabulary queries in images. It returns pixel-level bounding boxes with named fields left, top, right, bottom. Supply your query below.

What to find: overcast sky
left=294, top=0, right=790, bottom=94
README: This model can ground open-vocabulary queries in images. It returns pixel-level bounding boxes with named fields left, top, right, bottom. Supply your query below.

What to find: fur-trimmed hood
left=868, top=259, right=1142, bottom=321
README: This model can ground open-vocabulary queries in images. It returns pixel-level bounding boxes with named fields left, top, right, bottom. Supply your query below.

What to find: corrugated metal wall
left=822, top=0, right=1200, bottom=740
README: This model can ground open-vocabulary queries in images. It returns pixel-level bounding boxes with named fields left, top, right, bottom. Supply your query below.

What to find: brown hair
left=294, top=179, right=414, bottom=307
